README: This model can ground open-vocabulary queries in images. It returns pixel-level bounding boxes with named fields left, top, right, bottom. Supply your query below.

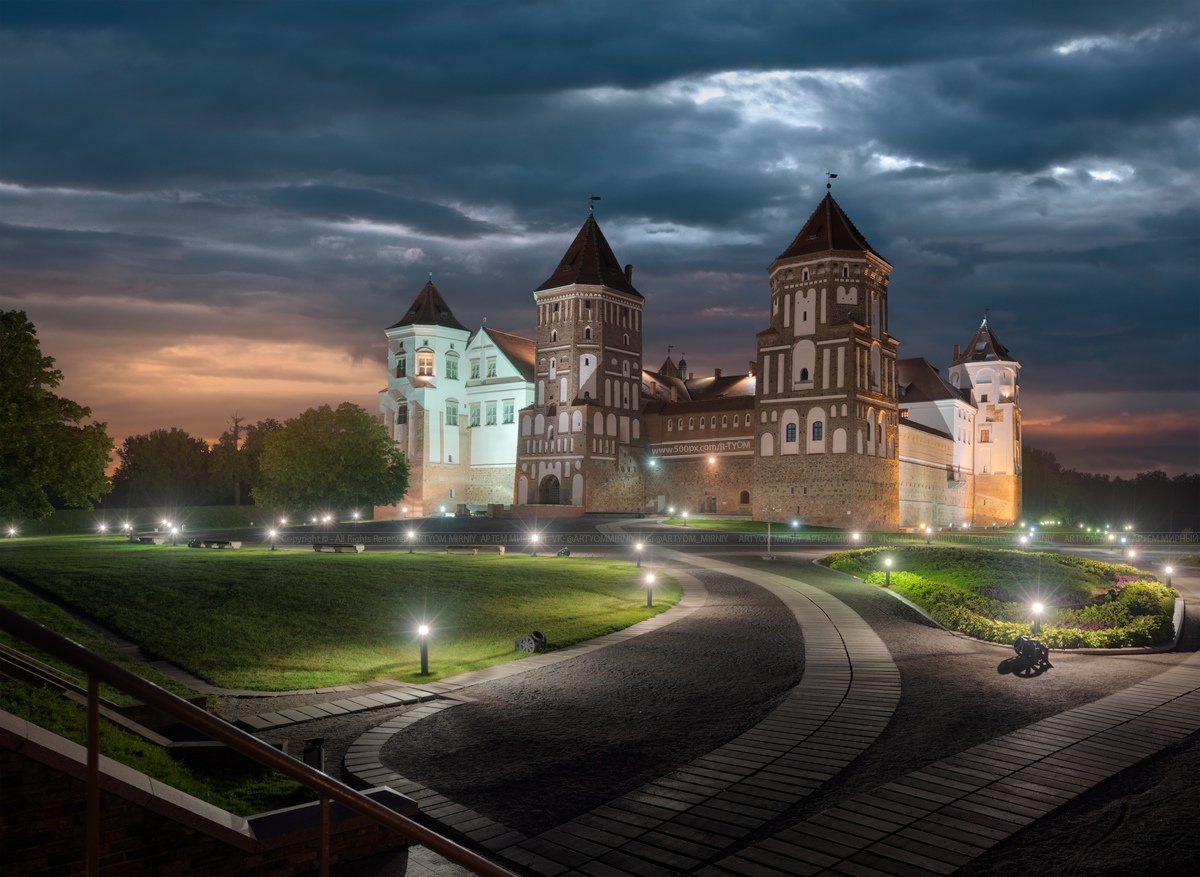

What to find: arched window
left=550, top=330, right=558, bottom=343
left=785, top=423, right=797, bottom=442
left=739, top=490, right=750, bottom=504
left=417, top=348, right=434, bottom=376
left=667, top=419, right=673, bottom=432
left=800, top=367, right=809, bottom=382
left=584, top=326, right=592, bottom=340
left=842, top=265, right=849, bottom=278
left=802, top=269, right=809, bottom=281
left=812, top=422, right=823, bottom=441
left=396, top=354, right=407, bottom=378
left=445, top=353, right=459, bottom=380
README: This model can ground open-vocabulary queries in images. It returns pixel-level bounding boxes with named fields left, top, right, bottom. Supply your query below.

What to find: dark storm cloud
left=0, top=0, right=1196, bottom=474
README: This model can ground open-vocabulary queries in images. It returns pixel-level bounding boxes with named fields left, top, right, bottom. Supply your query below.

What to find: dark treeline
left=100, top=417, right=281, bottom=510
left=1022, top=446, right=1200, bottom=532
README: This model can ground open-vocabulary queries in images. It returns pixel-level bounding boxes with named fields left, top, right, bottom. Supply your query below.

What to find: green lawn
left=0, top=538, right=680, bottom=690
left=826, top=546, right=1176, bottom=648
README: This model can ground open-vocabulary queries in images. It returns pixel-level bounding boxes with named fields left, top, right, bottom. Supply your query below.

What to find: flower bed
left=825, top=547, right=1176, bottom=648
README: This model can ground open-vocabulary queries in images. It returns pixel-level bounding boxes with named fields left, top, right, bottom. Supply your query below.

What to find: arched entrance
left=538, top=474, right=561, bottom=505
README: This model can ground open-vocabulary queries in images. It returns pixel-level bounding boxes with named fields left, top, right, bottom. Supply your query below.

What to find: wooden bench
left=445, top=545, right=506, bottom=555
left=313, top=543, right=365, bottom=553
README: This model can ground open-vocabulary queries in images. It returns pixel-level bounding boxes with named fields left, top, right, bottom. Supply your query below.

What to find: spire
left=952, top=320, right=1012, bottom=365
left=387, top=278, right=468, bottom=331
left=536, top=214, right=642, bottom=298
left=774, top=192, right=887, bottom=264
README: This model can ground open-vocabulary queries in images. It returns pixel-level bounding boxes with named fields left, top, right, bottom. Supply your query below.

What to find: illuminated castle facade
left=378, top=194, right=1021, bottom=528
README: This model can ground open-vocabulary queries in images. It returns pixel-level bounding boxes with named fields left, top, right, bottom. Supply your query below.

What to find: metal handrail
left=0, top=605, right=515, bottom=877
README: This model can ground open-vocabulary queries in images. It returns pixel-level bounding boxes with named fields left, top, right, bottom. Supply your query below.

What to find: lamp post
left=1031, top=602, right=1044, bottom=636
left=407, top=529, right=415, bottom=554
left=417, top=624, right=430, bottom=675
left=635, top=541, right=643, bottom=568
left=924, top=525, right=933, bottom=545
left=1018, top=534, right=1029, bottom=547
left=1127, top=548, right=1138, bottom=562
left=682, top=511, right=689, bottom=527
left=763, top=506, right=779, bottom=558
left=883, top=556, right=893, bottom=587
left=169, top=526, right=179, bottom=546
left=644, top=458, right=656, bottom=516
left=850, top=531, right=861, bottom=543
left=530, top=532, right=540, bottom=557
left=645, top=573, right=655, bottom=608
left=1165, top=565, right=1174, bottom=588
left=268, top=528, right=277, bottom=551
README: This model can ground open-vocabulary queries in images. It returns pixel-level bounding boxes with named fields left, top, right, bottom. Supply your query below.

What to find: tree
left=253, top=403, right=408, bottom=513
left=208, top=415, right=283, bottom=505
left=109, top=428, right=212, bottom=508
left=0, top=311, right=112, bottom=521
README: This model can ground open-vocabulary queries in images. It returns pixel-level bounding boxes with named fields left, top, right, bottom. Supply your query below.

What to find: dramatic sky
left=2, top=1, right=1197, bottom=477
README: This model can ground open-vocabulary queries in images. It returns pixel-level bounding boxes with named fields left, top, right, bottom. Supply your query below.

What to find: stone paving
left=342, top=550, right=901, bottom=876
left=703, top=648, right=1200, bottom=877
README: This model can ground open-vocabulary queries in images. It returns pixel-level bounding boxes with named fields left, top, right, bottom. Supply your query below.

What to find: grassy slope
left=0, top=538, right=680, bottom=689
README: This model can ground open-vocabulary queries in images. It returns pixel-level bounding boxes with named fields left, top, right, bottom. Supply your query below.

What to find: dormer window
left=417, top=349, right=434, bottom=377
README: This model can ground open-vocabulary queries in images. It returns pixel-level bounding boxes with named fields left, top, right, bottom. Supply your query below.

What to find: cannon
left=515, top=631, right=548, bottom=654
left=1011, top=635, right=1053, bottom=676
left=556, top=547, right=571, bottom=557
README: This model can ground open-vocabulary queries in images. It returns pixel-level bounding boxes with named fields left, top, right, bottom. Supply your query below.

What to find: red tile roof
left=483, top=327, right=536, bottom=382
left=536, top=215, right=642, bottom=298
left=774, top=193, right=887, bottom=264
left=387, top=280, right=468, bottom=331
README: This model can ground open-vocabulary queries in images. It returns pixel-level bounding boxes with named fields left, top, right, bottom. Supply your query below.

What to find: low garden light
left=530, top=532, right=540, bottom=557
left=635, top=541, right=644, bottom=568
left=6, top=527, right=16, bottom=538
left=267, top=528, right=278, bottom=550
left=850, top=531, right=862, bottom=543
left=1031, top=601, right=1044, bottom=635
left=644, top=572, right=656, bottom=608
left=407, top=529, right=416, bottom=554
left=791, top=519, right=799, bottom=530
left=667, top=505, right=675, bottom=516
left=279, top=517, right=289, bottom=526
left=682, top=511, right=689, bottom=527
left=401, top=505, right=409, bottom=517
left=417, top=624, right=430, bottom=675
left=1019, top=534, right=1029, bottom=546
left=1127, top=549, right=1138, bottom=561
left=883, top=556, right=894, bottom=587
left=351, top=510, right=360, bottom=520
left=97, top=523, right=108, bottom=534
left=924, top=525, right=933, bottom=544
left=1165, top=565, right=1174, bottom=587
left=169, top=526, right=179, bottom=546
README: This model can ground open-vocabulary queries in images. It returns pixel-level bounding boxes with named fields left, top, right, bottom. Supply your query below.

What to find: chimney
left=953, top=343, right=961, bottom=359
left=688, top=372, right=694, bottom=380
left=714, top=368, right=722, bottom=379
left=624, top=263, right=634, bottom=283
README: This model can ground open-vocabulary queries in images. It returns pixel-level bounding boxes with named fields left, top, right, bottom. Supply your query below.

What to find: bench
left=313, top=543, right=365, bottom=553
left=445, top=545, right=506, bottom=555
left=188, top=539, right=242, bottom=549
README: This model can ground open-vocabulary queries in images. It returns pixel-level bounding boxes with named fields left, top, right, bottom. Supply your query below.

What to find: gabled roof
left=387, top=280, right=468, bottom=331
left=898, top=357, right=971, bottom=405
left=774, top=193, right=887, bottom=265
left=953, top=319, right=1013, bottom=365
left=536, top=215, right=642, bottom=298
left=480, top=327, right=536, bottom=383
left=640, top=368, right=756, bottom=405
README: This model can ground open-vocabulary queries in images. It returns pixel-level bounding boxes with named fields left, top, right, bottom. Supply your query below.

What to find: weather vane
left=589, top=195, right=602, bottom=214
left=826, top=170, right=838, bottom=190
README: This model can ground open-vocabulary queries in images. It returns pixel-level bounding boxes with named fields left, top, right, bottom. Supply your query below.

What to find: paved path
left=345, top=546, right=901, bottom=876
left=705, top=646, right=1200, bottom=876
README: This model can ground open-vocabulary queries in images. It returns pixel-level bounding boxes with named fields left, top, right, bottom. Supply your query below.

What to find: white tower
left=948, top=318, right=1022, bottom=525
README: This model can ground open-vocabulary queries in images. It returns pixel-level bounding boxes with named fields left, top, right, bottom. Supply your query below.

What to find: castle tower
left=948, top=319, right=1022, bottom=525
left=514, top=213, right=646, bottom=511
left=377, top=279, right=471, bottom=518
left=752, top=192, right=900, bottom=529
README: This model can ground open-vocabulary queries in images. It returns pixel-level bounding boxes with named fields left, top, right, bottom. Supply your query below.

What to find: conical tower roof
left=536, top=214, right=641, bottom=298
left=387, top=279, right=468, bottom=331
left=774, top=193, right=887, bottom=264
left=953, top=319, right=1013, bottom=365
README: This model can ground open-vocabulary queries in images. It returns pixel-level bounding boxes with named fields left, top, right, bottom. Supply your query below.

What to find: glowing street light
left=407, top=529, right=416, bottom=554
left=401, top=505, right=409, bottom=517
left=634, top=541, right=644, bottom=568
left=169, top=526, right=179, bottom=546
left=6, top=527, right=16, bottom=538
left=644, top=572, right=656, bottom=608
left=1031, top=601, right=1044, bottom=635
left=1165, top=565, right=1174, bottom=587
left=924, top=525, right=933, bottom=545
left=883, top=556, right=893, bottom=587
left=417, top=624, right=430, bottom=675
left=1018, top=534, right=1029, bottom=546
left=97, top=523, right=108, bottom=534
left=351, top=510, right=360, bottom=520
left=267, top=528, right=278, bottom=551
left=1127, top=549, right=1138, bottom=561
left=529, top=532, right=540, bottom=557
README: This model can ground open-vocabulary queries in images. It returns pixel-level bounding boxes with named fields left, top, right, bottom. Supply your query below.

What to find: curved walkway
left=706, top=646, right=1200, bottom=876
left=344, top=544, right=901, bottom=875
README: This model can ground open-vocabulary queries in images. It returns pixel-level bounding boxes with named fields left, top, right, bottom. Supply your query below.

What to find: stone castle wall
left=973, top=473, right=1021, bottom=527
left=752, top=453, right=899, bottom=530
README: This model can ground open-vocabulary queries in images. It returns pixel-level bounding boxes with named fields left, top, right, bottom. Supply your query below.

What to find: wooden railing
left=0, top=605, right=515, bottom=877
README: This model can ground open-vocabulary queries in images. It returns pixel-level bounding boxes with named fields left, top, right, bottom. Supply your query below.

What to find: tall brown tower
left=752, top=192, right=900, bottom=529
left=514, top=213, right=646, bottom=511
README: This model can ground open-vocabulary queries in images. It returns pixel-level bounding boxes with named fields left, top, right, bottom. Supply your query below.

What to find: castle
left=377, top=193, right=1021, bottom=529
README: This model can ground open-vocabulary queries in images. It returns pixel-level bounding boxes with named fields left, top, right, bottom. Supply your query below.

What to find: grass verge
left=826, top=546, right=1176, bottom=648
left=0, top=537, right=680, bottom=690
